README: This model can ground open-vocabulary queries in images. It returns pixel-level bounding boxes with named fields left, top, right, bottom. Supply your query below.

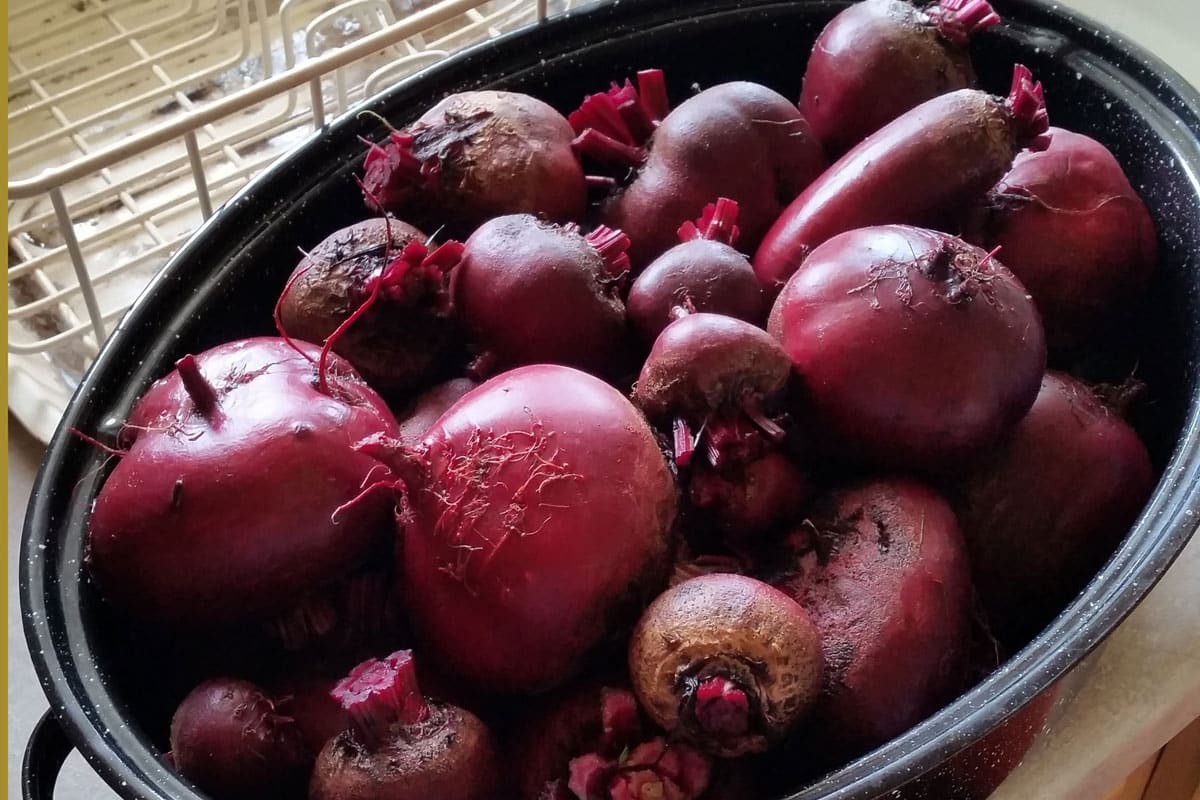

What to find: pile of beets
left=83, top=1, right=1162, bottom=798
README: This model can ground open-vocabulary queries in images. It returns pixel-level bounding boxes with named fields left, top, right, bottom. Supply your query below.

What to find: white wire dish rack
left=7, top=0, right=580, bottom=443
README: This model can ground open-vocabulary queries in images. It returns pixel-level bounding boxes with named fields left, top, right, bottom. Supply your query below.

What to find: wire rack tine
left=48, top=187, right=107, bottom=344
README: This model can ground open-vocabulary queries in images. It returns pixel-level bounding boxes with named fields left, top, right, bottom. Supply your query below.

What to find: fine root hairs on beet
left=627, top=198, right=767, bottom=345
left=755, top=63, right=1050, bottom=292
left=310, top=650, right=504, bottom=800
left=763, top=478, right=972, bottom=756
left=452, top=215, right=632, bottom=378
left=86, top=338, right=401, bottom=637
left=968, top=126, right=1158, bottom=351
left=573, top=76, right=826, bottom=271
left=629, top=573, right=824, bottom=758
left=379, top=365, right=678, bottom=695
left=799, top=0, right=1001, bottom=157
left=767, top=224, right=1045, bottom=473
left=954, top=371, right=1156, bottom=646
left=169, top=677, right=310, bottom=800
left=359, top=90, right=586, bottom=233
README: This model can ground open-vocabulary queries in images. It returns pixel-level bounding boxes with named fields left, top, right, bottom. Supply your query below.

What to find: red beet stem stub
left=572, top=128, right=646, bottom=169
left=585, top=225, right=633, bottom=278
left=637, top=69, right=670, bottom=123
left=677, top=197, right=741, bottom=246
left=361, top=131, right=434, bottom=213
left=693, top=677, right=750, bottom=737
left=174, top=355, right=220, bottom=419
left=568, top=753, right=611, bottom=800
left=332, top=650, right=429, bottom=749
left=673, top=417, right=697, bottom=468
left=1007, top=64, right=1051, bottom=150
left=929, top=0, right=1001, bottom=46
left=601, top=688, right=642, bottom=750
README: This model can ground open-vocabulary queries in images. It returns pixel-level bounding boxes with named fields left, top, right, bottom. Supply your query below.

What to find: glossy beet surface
left=19, top=2, right=1200, bottom=800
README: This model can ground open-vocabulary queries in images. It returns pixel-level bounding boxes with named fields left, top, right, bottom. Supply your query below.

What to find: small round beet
left=169, top=678, right=310, bottom=800
left=277, top=218, right=463, bottom=399
left=768, top=224, right=1045, bottom=472
left=634, top=313, right=791, bottom=422
left=956, top=371, right=1156, bottom=644
left=973, top=127, right=1158, bottom=350
left=800, top=0, right=1000, bottom=156
left=627, top=199, right=767, bottom=344
left=629, top=573, right=824, bottom=758
left=361, top=91, right=586, bottom=232
left=310, top=651, right=504, bottom=800
left=395, top=377, right=479, bottom=447
left=452, top=215, right=630, bottom=376
left=765, top=479, right=972, bottom=753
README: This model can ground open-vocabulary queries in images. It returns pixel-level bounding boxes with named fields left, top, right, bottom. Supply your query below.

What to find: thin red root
left=977, top=244, right=1003, bottom=271
left=673, top=417, right=696, bottom=468
left=694, top=677, right=750, bottom=737
left=585, top=225, right=632, bottom=278
left=269, top=595, right=338, bottom=651
left=174, top=354, right=221, bottom=420
left=677, top=197, right=741, bottom=245
left=332, top=650, right=429, bottom=748
left=274, top=259, right=319, bottom=365
left=1007, top=64, right=1051, bottom=151
left=930, top=0, right=1000, bottom=45
left=68, top=428, right=128, bottom=457
left=600, top=688, right=642, bottom=751
left=571, top=128, right=646, bottom=169
left=330, top=478, right=403, bottom=525
left=637, top=69, right=670, bottom=123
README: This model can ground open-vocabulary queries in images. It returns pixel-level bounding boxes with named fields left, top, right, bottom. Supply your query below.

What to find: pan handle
left=22, top=711, right=73, bottom=800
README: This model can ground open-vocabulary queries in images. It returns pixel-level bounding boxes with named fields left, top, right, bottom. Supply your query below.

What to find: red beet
left=629, top=573, right=824, bottom=757
left=375, top=365, right=678, bottom=694
left=276, top=218, right=464, bottom=399
left=169, top=678, right=310, bottom=800
left=755, top=64, right=1050, bottom=291
left=764, top=479, right=972, bottom=753
left=633, top=312, right=793, bottom=470
left=626, top=198, right=767, bottom=344
left=87, top=338, right=400, bottom=636
left=395, top=377, right=479, bottom=447
left=360, top=91, right=586, bottom=232
left=955, top=371, right=1156, bottom=643
left=970, top=127, right=1158, bottom=350
left=767, top=225, right=1045, bottom=472
left=310, top=651, right=504, bottom=800
left=452, top=215, right=631, bottom=376
left=574, top=75, right=826, bottom=270
left=799, top=0, right=1000, bottom=157
left=689, top=452, right=813, bottom=542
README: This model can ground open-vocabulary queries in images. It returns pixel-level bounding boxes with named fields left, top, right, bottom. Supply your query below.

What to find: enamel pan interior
left=21, top=0, right=1200, bottom=798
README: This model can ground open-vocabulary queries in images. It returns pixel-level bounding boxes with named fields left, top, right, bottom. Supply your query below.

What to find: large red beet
left=88, top=337, right=400, bottom=633
left=384, top=365, right=678, bottom=694
left=768, top=225, right=1045, bottom=473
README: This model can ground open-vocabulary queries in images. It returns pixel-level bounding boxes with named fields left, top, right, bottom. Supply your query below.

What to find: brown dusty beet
left=970, top=127, right=1159, bottom=351
left=361, top=91, right=586, bottom=233
left=954, top=371, right=1156, bottom=644
left=277, top=218, right=463, bottom=399
left=756, top=64, right=1049, bottom=291
left=589, top=81, right=826, bottom=271
left=452, top=214, right=630, bottom=377
left=169, top=678, right=310, bottom=800
left=765, top=479, right=972, bottom=754
left=629, top=573, right=824, bottom=758
left=799, top=0, right=1000, bottom=157
left=626, top=199, right=767, bottom=344
left=309, top=651, right=505, bottom=800
left=767, top=225, right=1045, bottom=473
